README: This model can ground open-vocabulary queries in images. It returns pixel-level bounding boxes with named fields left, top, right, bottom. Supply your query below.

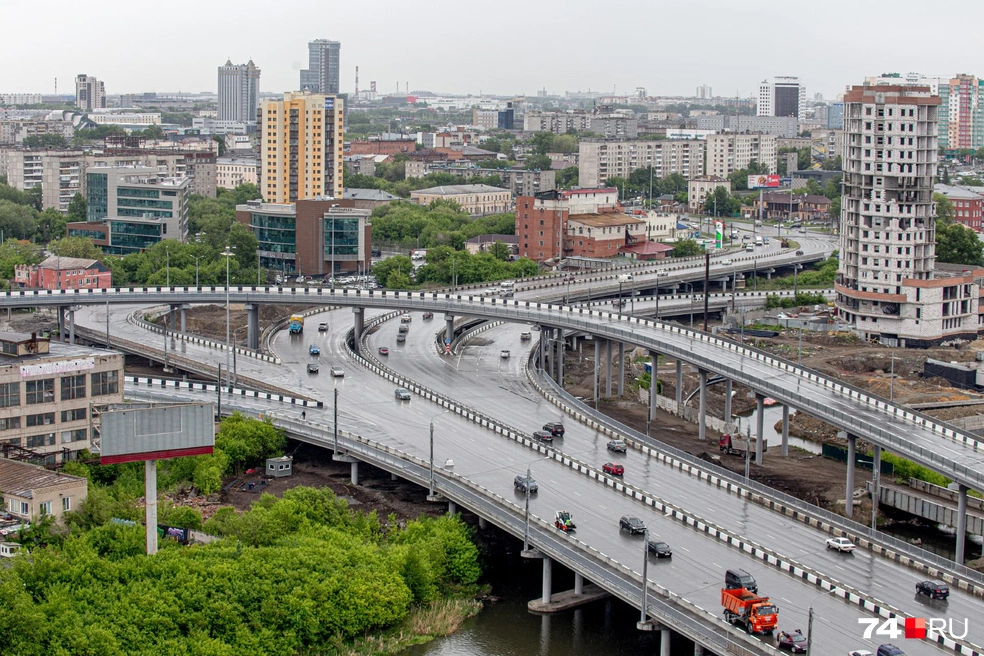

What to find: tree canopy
left=936, top=220, right=983, bottom=266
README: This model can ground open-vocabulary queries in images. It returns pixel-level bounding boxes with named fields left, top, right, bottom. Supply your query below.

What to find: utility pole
left=639, top=527, right=650, bottom=628
left=429, top=421, right=435, bottom=497
left=333, top=387, right=339, bottom=453
left=703, top=252, right=710, bottom=331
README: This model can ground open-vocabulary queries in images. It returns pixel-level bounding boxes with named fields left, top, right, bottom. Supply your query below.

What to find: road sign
left=445, top=344, right=451, bottom=354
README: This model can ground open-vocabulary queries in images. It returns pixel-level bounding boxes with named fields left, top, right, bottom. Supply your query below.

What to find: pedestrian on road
left=302, top=410, right=306, bottom=420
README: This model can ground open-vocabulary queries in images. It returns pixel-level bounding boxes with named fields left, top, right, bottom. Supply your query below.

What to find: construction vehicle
left=554, top=510, right=576, bottom=532
left=721, top=587, right=778, bottom=634
left=719, top=433, right=767, bottom=457
left=288, top=314, right=305, bottom=335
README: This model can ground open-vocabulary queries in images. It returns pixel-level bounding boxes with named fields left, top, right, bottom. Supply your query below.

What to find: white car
left=720, top=259, right=733, bottom=265
left=826, top=536, right=856, bottom=552
left=656, top=269, right=669, bottom=277
left=330, top=366, right=344, bottom=378
left=501, top=349, right=510, bottom=358
left=847, top=651, right=873, bottom=656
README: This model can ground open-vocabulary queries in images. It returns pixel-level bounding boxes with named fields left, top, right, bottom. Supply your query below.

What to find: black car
left=514, top=475, right=538, bottom=494
left=915, top=580, right=949, bottom=600
left=647, top=539, right=672, bottom=558
left=776, top=629, right=807, bottom=653
left=619, top=516, right=646, bottom=534
left=422, top=312, right=434, bottom=320
left=542, top=422, right=565, bottom=437
left=532, top=430, right=554, bottom=444
left=795, top=250, right=804, bottom=256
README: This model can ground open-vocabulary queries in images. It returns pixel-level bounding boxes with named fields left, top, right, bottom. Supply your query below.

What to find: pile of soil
left=150, top=304, right=312, bottom=343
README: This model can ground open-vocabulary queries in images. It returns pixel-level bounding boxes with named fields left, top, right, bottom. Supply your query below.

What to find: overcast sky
left=3, top=0, right=982, bottom=100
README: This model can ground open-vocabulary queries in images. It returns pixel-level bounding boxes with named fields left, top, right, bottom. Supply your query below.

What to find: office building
left=939, top=74, right=984, bottom=150
left=299, top=39, right=341, bottom=95
left=827, top=103, right=845, bottom=129
left=515, top=188, right=619, bottom=262
left=259, top=92, right=344, bottom=204
left=75, top=74, right=106, bottom=112
left=217, top=59, right=261, bottom=123
left=835, top=83, right=983, bottom=347
left=235, top=198, right=372, bottom=276
left=13, top=256, right=112, bottom=290
left=410, top=184, right=511, bottom=215
left=757, top=77, right=805, bottom=120
left=705, top=133, right=778, bottom=178
left=578, top=139, right=704, bottom=188
left=0, top=332, right=123, bottom=464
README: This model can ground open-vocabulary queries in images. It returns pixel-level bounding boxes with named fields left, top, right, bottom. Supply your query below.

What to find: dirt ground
left=149, top=304, right=312, bottom=343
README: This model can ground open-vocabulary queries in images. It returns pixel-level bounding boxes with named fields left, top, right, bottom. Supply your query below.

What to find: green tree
left=551, top=134, right=578, bottom=153
left=212, top=134, right=226, bottom=156
left=215, top=412, right=286, bottom=474
left=524, top=154, right=552, bottom=171
left=0, top=200, right=38, bottom=240
left=67, top=192, right=88, bottom=222
left=21, top=134, right=69, bottom=149
left=48, top=236, right=102, bottom=258
left=35, top=209, right=68, bottom=243
left=528, top=131, right=555, bottom=155
left=936, top=221, right=984, bottom=266
left=703, top=186, right=740, bottom=217
left=489, top=241, right=511, bottom=261
left=671, top=239, right=703, bottom=257
left=0, top=239, right=41, bottom=279
left=556, top=166, right=578, bottom=189
left=934, top=192, right=955, bottom=224
left=821, top=155, right=842, bottom=171
left=228, top=221, right=259, bottom=269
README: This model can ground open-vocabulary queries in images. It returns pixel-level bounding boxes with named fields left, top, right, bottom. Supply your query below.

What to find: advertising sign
left=20, top=357, right=94, bottom=378
left=100, top=403, right=215, bottom=465
left=715, top=221, right=723, bottom=249
left=747, top=174, right=780, bottom=189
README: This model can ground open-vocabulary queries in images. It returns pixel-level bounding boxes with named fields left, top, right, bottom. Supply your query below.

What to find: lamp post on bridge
left=429, top=410, right=451, bottom=498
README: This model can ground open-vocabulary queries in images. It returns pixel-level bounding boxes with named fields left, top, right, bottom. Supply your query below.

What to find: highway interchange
left=67, top=228, right=984, bottom=656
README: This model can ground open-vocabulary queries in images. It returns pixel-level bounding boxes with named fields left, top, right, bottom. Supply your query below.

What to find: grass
left=334, top=597, right=484, bottom=656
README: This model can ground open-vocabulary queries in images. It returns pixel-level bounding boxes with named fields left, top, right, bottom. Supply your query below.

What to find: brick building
left=515, top=188, right=620, bottom=262
left=347, top=139, right=416, bottom=156
left=14, top=257, right=112, bottom=290
left=935, top=184, right=984, bottom=232
left=565, top=213, right=646, bottom=258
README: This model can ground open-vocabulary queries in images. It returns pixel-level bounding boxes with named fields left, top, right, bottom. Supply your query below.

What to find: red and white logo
left=859, top=617, right=969, bottom=641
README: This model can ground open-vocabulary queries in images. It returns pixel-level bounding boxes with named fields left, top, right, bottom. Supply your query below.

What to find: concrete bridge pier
left=781, top=405, right=790, bottom=456
left=648, top=351, right=658, bottom=426
left=352, top=307, right=364, bottom=352
left=675, top=360, right=683, bottom=411
left=390, top=472, right=398, bottom=481
left=846, top=433, right=856, bottom=518
left=68, top=305, right=78, bottom=345
left=574, top=572, right=584, bottom=594
left=540, top=330, right=547, bottom=374
left=698, top=369, right=707, bottom=441
left=694, top=644, right=705, bottom=655
left=593, top=339, right=601, bottom=406
left=245, top=303, right=259, bottom=350
left=617, top=342, right=625, bottom=397
left=448, top=500, right=457, bottom=516
left=168, top=305, right=177, bottom=332
left=661, top=626, right=670, bottom=655
left=179, top=304, right=190, bottom=333
left=333, top=452, right=359, bottom=483
left=957, top=484, right=969, bottom=563
left=723, top=378, right=733, bottom=424
left=350, top=461, right=359, bottom=486
left=755, top=395, right=765, bottom=465
left=445, top=314, right=455, bottom=347
left=605, top=340, right=612, bottom=397
left=541, top=556, right=553, bottom=604
left=57, top=306, right=66, bottom=342
left=556, top=330, right=564, bottom=385
left=478, top=517, right=487, bottom=530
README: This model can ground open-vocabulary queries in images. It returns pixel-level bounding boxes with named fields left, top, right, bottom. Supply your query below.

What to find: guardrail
left=124, top=376, right=323, bottom=408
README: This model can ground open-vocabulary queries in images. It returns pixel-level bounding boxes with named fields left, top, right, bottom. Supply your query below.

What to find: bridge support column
left=617, top=342, right=625, bottom=397
left=723, top=378, right=732, bottom=424
left=180, top=304, right=189, bottom=333
left=846, top=433, right=856, bottom=518
left=605, top=340, right=612, bottom=398
left=660, top=627, right=670, bottom=655
left=445, top=314, right=455, bottom=348
left=593, top=339, right=601, bottom=406
left=168, top=305, right=177, bottom=332
left=541, top=556, right=553, bottom=604
left=694, top=644, right=704, bottom=655
left=956, top=484, right=969, bottom=564
left=698, top=369, right=707, bottom=442
left=755, top=395, right=764, bottom=465
left=57, top=306, right=66, bottom=342
left=448, top=501, right=457, bottom=516
left=574, top=572, right=584, bottom=595
left=352, top=307, right=364, bottom=352
left=478, top=517, right=487, bottom=530
left=675, top=360, right=683, bottom=412
left=391, top=472, right=398, bottom=481
left=648, top=352, right=658, bottom=427
left=556, top=331, right=564, bottom=385
left=871, top=444, right=881, bottom=530
left=245, top=303, right=259, bottom=350
left=68, top=307, right=76, bottom=345
left=781, top=405, right=790, bottom=457
left=539, top=329, right=546, bottom=374
left=350, top=461, right=359, bottom=486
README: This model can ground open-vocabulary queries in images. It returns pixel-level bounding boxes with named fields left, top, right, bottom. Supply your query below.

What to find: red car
left=603, top=462, right=624, bottom=476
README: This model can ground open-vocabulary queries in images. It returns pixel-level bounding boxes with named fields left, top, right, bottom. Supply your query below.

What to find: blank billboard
left=100, top=403, right=215, bottom=465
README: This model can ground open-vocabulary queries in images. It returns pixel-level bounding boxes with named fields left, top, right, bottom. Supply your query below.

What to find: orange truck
left=721, top=587, right=778, bottom=634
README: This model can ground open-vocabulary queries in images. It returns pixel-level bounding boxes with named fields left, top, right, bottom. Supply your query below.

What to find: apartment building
left=514, top=188, right=620, bottom=261
left=524, top=111, right=638, bottom=138
left=0, top=119, right=75, bottom=145
left=216, top=155, right=257, bottom=189
left=688, top=175, right=731, bottom=212
left=410, top=184, right=511, bottom=214
left=578, top=139, right=705, bottom=188
left=235, top=198, right=372, bottom=276
left=0, top=333, right=123, bottom=464
left=217, top=59, right=261, bottom=123
left=935, top=184, right=984, bottom=232
left=705, top=133, right=778, bottom=178
left=695, top=115, right=799, bottom=138
left=835, top=83, right=984, bottom=347
left=75, top=74, right=105, bottom=112
left=939, top=74, right=984, bottom=150
left=259, top=92, right=344, bottom=203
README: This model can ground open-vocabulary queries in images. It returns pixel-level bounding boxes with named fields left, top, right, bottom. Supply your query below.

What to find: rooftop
left=412, top=184, right=509, bottom=195
left=38, top=256, right=107, bottom=271
left=0, top=459, right=87, bottom=499
left=935, top=184, right=984, bottom=200
left=0, top=339, right=117, bottom=365
left=343, top=188, right=401, bottom=201
left=464, top=234, right=519, bottom=245
left=568, top=213, right=645, bottom=228
left=622, top=241, right=674, bottom=255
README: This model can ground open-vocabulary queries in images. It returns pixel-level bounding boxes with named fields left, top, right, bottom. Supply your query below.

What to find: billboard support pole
left=145, top=459, right=158, bottom=555
left=758, top=188, right=763, bottom=235
left=216, top=364, right=222, bottom=420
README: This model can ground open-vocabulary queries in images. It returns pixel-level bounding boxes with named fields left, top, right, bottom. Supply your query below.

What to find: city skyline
left=3, top=0, right=983, bottom=101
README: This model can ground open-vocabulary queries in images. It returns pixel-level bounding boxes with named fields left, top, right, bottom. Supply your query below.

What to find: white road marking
left=711, top=561, right=720, bottom=568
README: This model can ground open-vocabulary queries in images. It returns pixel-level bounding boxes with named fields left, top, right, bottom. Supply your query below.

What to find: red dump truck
left=721, top=587, right=778, bottom=634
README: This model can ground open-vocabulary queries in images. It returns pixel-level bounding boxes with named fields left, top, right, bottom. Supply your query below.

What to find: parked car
left=619, top=516, right=646, bottom=534
left=607, top=439, right=627, bottom=453
left=309, top=344, right=320, bottom=355
left=542, top=422, right=565, bottom=437
left=602, top=462, right=624, bottom=476
left=847, top=651, right=874, bottom=656
left=825, top=536, right=855, bottom=553
left=398, top=325, right=409, bottom=333
left=422, top=312, right=434, bottom=320
left=532, top=430, right=554, bottom=444
left=647, top=539, right=672, bottom=558
left=915, top=580, right=949, bottom=600
left=514, top=474, right=538, bottom=494
left=500, top=349, right=510, bottom=358
left=520, top=332, right=532, bottom=341
left=330, top=366, right=344, bottom=378
left=378, top=346, right=390, bottom=356
left=776, top=629, right=807, bottom=653
left=307, top=363, right=319, bottom=374
left=394, top=388, right=411, bottom=400
left=318, top=322, right=328, bottom=332
left=401, top=314, right=412, bottom=323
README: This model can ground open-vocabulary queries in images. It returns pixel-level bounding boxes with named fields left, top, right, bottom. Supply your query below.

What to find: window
left=62, top=497, right=71, bottom=512
left=91, top=371, right=119, bottom=396
left=26, top=433, right=55, bottom=448
left=0, top=417, right=19, bottom=431
left=61, top=407, right=86, bottom=422
left=26, top=413, right=55, bottom=427
left=0, top=382, right=19, bottom=408
left=39, top=501, right=52, bottom=515
left=61, top=374, right=86, bottom=401
left=61, top=429, right=86, bottom=444
left=25, top=378, right=55, bottom=405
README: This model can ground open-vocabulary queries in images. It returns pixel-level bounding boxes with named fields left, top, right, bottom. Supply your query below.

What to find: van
left=617, top=274, right=634, bottom=283
left=725, top=569, right=757, bottom=593
left=755, top=236, right=763, bottom=246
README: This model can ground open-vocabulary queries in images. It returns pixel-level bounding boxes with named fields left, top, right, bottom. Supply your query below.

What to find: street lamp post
left=889, top=353, right=899, bottom=402
left=523, top=455, right=551, bottom=552
left=194, top=256, right=200, bottom=289
left=232, top=326, right=247, bottom=386
left=639, top=527, right=650, bottom=627
left=221, top=246, right=235, bottom=392
left=429, top=410, right=450, bottom=497
left=165, top=246, right=170, bottom=288
left=618, top=281, right=624, bottom=317
left=683, top=282, right=695, bottom=329
left=805, top=588, right=839, bottom=653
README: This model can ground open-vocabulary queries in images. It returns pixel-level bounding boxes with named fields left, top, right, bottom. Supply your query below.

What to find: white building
left=688, top=176, right=731, bottom=213
left=757, top=77, right=806, bottom=120
left=705, top=133, right=778, bottom=178
left=217, top=59, right=261, bottom=123
left=0, top=94, right=42, bottom=106
left=835, top=83, right=983, bottom=347
left=87, top=113, right=162, bottom=126
left=75, top=74, right=106, bottom=112
left=216, top=155, right=257, bottom=189
left=578, top=139, right=705, bottom=188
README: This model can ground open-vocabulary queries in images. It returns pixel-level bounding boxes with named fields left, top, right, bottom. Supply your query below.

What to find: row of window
left=3, top=427, right=86, bottom=448
left=8, top=496, right=72, bottom=516
left=0, top=372, right=118, bottom=408
left=1, top=407, right=87, bottom=431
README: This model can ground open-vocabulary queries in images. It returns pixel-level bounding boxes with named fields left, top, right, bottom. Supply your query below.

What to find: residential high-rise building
left=300, top=39, right=341, bottom=95
left=578, top=139, right=704, bottom=188
left=704, top=133, right=778, bottom=178
left=259, top=92, right=344, bottom=204
left=835, top=84, right=983, bottom=347
left=75, top=74, right=105, bottom=112
left=939, top=74, right=984, bottom=150
left=757, top=77, right=805, bottom=120
left=217, top=59, right=261, bottom=123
